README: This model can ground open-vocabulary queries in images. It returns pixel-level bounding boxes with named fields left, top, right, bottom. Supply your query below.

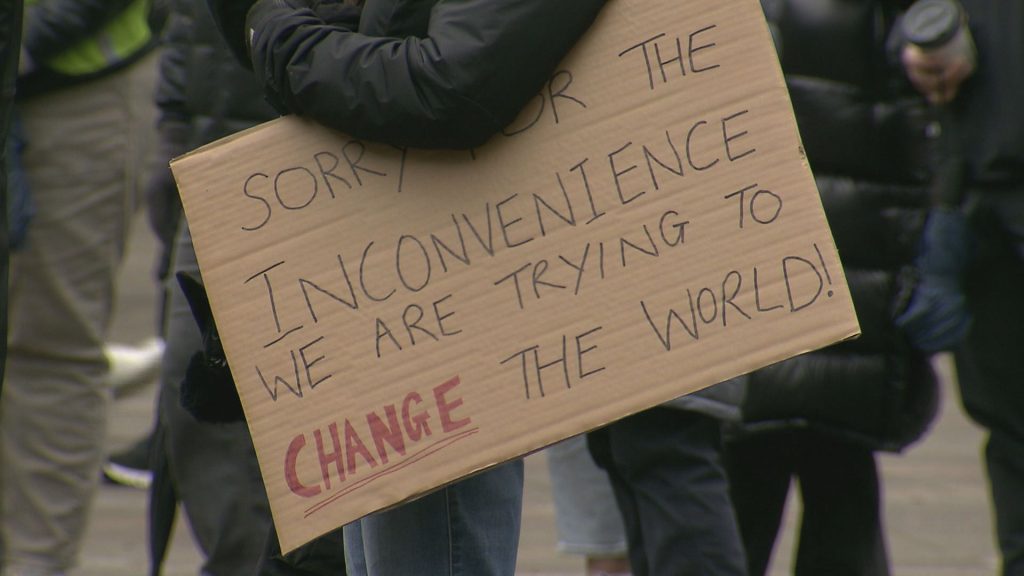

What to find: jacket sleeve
left=23, top=0, right=137, bottom=62
left=153, top=4, right=191, bottom=127
left=247, top=0, right=608, bottom=149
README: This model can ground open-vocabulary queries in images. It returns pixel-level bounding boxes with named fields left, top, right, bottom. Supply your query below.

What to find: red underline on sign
left=303, top=427, right=480, bottom=518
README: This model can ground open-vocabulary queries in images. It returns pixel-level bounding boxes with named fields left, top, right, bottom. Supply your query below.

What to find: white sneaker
left=2, top=566, right=67, bottom=576
left=104, top=337, right=165, bottom=395
left=101, top=459, right=153, bottom=490
left=102, top=433, right=154, bottom=490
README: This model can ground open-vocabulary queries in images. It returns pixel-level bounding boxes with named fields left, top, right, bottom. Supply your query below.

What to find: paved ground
left=81, top=213, right=1001, bottom=575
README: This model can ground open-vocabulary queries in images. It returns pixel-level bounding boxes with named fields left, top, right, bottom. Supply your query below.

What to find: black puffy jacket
left=245, top=0, right=608, bottom=149
left=740, top=0, right=939, bottom=452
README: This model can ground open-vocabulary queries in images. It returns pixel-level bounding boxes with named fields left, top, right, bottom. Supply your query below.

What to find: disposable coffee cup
left=903, top=0, right=976, bottom=67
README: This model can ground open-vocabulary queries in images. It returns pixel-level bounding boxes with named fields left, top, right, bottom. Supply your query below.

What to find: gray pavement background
left=86, top=213, right=1000, bottom=575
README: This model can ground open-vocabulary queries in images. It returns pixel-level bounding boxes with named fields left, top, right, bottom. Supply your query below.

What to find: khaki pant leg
left=0, top=52, right=157, bottom=574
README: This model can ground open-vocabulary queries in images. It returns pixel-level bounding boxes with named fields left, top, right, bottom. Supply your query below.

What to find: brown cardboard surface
left=171, top=0, right=860, bottom=552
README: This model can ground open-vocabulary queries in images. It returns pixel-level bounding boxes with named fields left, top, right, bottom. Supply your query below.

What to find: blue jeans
left=344, top=459, right=523, bottom=576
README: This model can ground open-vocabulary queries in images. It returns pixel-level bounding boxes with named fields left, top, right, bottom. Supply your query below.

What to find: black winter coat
left=0, top=0, right=20, bottom=388
left=146, top=0, right=279, bottom=260
left=147, top=1, right=282, bottom=571
left=950, top=1, right=1024, bottom=443
left=156, top=0, right=278, bottom=149
left=246, top=0, right=608, bottom=149
left=740, top=0, right=939, bottom=452
left=956, top=0, right=1024, bottom=185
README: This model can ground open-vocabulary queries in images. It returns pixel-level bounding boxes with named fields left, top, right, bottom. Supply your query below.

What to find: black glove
left=177, top=272, right=246, bottom=423
left=893, top=207, right=974, bottom=353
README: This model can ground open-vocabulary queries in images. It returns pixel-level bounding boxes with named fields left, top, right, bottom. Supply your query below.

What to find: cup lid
left=903, top=0, right=962, bottom=49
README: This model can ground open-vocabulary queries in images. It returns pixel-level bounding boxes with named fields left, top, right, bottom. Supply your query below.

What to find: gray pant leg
left=987, top=432, right=1024, bottom=576
left=159, top=223, right=272, bottom=576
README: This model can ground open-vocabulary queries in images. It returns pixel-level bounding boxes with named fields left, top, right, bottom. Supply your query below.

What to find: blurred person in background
left=723, top=0, right=942, bottom=574
left=99, top=0, right=172, bottom=493
left=138, top=0, right=303, bottom=572
left=0, top=2, right=22, bottom=391
left=0, top=0, right=159, bottom=573
left=585, top=380, right=749, bottom=576
left=902, top=2, right=1024, bottom=574
left=546, top=435, right=632, bottom=576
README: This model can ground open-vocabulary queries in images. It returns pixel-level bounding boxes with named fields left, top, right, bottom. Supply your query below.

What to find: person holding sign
left=723, top=1, right=942, bottom=575
left=202, top=0, right=608, bottom=574
left=903, top=2, right=1024, bottom=574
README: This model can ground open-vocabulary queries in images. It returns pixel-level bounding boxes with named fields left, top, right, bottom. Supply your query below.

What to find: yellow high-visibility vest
left=27, top=0, right=152, bottom=76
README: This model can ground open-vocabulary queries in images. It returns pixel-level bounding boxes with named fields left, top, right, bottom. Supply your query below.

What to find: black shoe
left=103, top=432, right=154, bottom=489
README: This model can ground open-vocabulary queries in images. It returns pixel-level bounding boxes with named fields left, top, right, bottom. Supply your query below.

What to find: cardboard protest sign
left=171, top=0, right=860, bottom=552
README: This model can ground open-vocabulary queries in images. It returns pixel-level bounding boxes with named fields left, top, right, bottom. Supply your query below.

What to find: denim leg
left=545, top=435, right=628, bottom=556
left=343, top=522, right=367, bottom=576
left=348, top=459, right=523, bottom=576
